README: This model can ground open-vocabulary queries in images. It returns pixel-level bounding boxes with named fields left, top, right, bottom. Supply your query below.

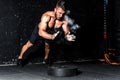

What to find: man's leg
left=17, top=41, right=33, bottom=66
left=18, top=41, right=33, bottom=59
left=43, top=42, right=50, bottom=64
left=44, top=42, right=50, bottom=59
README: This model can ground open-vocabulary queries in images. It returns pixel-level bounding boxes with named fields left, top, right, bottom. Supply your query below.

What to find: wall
left=0, top=0, right=104, bottom=64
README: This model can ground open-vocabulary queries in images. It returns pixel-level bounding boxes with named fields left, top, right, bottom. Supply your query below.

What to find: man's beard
left=57, top=17, right=61, bottom=20
left=57, top=16, right=64, bottom=21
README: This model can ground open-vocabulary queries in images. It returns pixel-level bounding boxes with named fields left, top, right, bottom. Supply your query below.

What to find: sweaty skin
left=38, top=8, right=70, bottom=40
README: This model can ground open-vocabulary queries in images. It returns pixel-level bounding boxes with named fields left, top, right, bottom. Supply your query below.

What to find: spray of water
left=64, top=10, right=80, bottom=33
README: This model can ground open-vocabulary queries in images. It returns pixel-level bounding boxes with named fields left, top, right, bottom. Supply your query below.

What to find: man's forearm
left=38, top=30, right=60, bottom=40
left=38, top=31, right=53, bottom=40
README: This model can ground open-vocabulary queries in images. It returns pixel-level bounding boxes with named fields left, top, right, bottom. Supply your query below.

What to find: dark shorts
left=29, top=25, right=39, bottom=44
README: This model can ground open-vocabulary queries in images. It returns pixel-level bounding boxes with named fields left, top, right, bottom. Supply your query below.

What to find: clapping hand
left=65, top=32, right=76, bottom=41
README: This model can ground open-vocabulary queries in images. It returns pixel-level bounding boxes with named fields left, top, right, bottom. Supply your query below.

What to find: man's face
left=55, top=7, right=65, bottom=20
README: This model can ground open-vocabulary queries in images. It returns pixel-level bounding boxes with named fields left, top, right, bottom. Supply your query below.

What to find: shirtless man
left=17, top=0, right=76, bottom=66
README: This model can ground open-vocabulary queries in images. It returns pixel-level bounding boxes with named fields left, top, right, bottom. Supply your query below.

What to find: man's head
left=54, top=0, right=66, bottom=20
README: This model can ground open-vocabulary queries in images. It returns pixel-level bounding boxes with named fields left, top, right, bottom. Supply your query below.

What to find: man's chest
left=48, top=20, right=63, bottom=29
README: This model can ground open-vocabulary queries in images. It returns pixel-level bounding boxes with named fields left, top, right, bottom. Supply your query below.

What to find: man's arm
left=62, top=21, right=76, bottom=41
left=38, top=14, right=54, bottom=40
left=62, top=21, right=70, bottom=36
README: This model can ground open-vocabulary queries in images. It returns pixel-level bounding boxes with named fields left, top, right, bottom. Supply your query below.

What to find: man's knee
left=25, top=41, right=33, bottom=48
left=45, top=42, right=50, bottom=49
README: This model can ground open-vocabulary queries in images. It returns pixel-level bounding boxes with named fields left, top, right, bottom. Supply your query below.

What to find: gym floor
left=0, top=60, right=120, bottom=80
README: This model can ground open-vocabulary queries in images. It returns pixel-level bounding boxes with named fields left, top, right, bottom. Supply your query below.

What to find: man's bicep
left=38, top=15, right=50, bottom=31
left=38, top=22, right=47, bottom=31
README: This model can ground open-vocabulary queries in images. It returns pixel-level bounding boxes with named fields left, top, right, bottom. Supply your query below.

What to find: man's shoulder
left=43, top=11, right=54, bottom=16
left=42, top=11, right=56, bottom=20
left=62, top=20, right=68, bottom=24
left=41, top=11, right=55, bottom=22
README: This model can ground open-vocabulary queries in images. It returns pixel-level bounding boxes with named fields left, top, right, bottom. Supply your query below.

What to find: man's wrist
left=51, top=35, right=55, bottom=40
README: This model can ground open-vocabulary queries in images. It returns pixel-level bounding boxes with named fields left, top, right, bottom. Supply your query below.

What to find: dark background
left=0, top=0, right=105, bottom=64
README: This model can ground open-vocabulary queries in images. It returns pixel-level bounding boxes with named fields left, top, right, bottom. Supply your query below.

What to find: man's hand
left=65, top=32, right=76, bottom=41
left=52, top=31, right=60, bottom=40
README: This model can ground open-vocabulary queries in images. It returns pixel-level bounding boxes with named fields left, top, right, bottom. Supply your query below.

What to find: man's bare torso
left=43, top=11, right=64, bottom=29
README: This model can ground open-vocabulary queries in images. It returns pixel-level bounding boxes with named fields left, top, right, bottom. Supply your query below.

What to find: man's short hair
left=56, top=0, right=66, bottom=11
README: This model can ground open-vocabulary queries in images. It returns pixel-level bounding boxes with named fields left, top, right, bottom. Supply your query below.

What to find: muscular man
left=17, top=0, right=76, bottom=66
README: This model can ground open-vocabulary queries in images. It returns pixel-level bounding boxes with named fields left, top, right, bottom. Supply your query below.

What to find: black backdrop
left=110, top=0, right=120, bottom=57
left=0, top=0, right=104, bottom=64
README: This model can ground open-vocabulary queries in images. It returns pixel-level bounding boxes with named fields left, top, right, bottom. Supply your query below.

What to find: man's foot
left=42, top=59, right=47, bottom=64
left=42, top=58, right=54, bottom=67
left=17, top=59, right=23, bottom=67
